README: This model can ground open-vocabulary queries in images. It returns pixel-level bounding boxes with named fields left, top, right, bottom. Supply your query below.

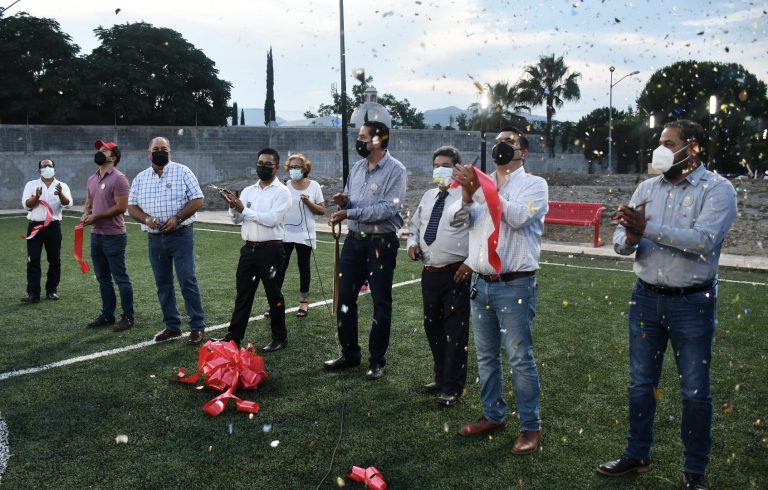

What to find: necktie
left=423, top=190, right=448, bottom=246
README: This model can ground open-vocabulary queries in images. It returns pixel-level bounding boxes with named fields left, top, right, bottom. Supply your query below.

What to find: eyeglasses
left=256, top=161, right=277, bottom=168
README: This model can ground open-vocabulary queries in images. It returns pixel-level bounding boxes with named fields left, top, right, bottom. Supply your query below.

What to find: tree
left=467, top=81, right=529, bottom=131
left=455, top=113, right=470, bottom=131
left=517, top=54, right=581, bottom=157
left=264, top=47, right=276, bottom=126
left=0, top=13, right=83, bottom=124
left=240, top=109, right=245, bottom=125
left=575, top=107, right=646, bottom=173
left=82, top=22, right=232, bottom=125
left=303, top=110, right=317, bottom=119
left=232, top=101, right=238, bottom=126
left=637, top=60, right=768, bottom=174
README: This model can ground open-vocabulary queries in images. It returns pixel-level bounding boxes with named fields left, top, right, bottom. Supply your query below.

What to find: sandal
left=296, top=301, right=309, bottom=317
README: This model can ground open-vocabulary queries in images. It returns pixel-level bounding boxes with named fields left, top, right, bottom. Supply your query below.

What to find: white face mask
left=289, top=169, right=303, bottom=181
left=432, top=166, right=453, bottom=186
left=651, top=144, right=689, bottom=173
left=40, top=167, right=55, bottom=179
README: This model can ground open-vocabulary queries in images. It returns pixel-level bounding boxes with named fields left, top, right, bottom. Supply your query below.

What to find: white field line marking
left=0, top=415, right=8, bottom=479
left=0, top=278, right=421, bottom=382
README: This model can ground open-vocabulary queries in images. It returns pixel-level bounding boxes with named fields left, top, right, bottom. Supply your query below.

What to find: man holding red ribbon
left=20, top=159, right=72, bottom=303
left=448, top=127, right=548, bottom=456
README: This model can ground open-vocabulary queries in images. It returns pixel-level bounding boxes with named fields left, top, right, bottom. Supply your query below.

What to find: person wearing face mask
left=20, top=159, right=73, bottom=303
left=406, top=146, right=470, bottom=407
left=324, top=121, right=407, bottom=381
left=277, top=153, right=325, bottom=317
left=448, top=127, right=547, bottom=456
left=127, top=137, right=207, bottom=345
left=598, top=120, right=737, bottom=490
left=216, top=148, right=292, bottom=351
left=82, top=140, right=135, bottom=332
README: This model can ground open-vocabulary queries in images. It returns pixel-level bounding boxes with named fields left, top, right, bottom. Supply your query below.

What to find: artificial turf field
left=0, top=213, right=766, bottom=489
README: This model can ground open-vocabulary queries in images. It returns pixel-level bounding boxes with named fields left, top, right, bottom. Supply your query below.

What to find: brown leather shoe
left=458, top=417, right=507, bottom=437
left=154, top=329, right=182, bottom=342
left=511, top=430, right=542, bottom=455
left=187, top=330, right=204, bottom=345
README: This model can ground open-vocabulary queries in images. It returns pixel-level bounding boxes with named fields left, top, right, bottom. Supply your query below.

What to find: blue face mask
left=289, top=169, right=304, bottom=181
left=432, top=166, right=453, bottom=186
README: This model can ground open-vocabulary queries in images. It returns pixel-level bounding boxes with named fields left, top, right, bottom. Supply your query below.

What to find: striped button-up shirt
left=446, top=166, right=548, bottom=275
left=613, top=164, right=737, bottom=287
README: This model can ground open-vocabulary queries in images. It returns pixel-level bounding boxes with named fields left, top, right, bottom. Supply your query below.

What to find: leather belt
left=30, top=220, right=61, bottom=224
left=348, top=231, right=396, bottom=240
left=246, top=240, right=281, bottom=248
left=477, top=270, right=536, bottom=283
left=424, top=262, right=463, bottom=273
left=638, top=278, right=715, bottom=296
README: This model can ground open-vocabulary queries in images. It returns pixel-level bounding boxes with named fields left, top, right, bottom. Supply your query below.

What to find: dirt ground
left=202, top=173, right=767, bottom=257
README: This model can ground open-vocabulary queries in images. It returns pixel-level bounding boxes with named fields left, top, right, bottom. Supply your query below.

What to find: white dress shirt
left=22, top=178, right=72, bottom=221
left=445, top=166, right=548, bottom=275
left=229, top=179, right=292, bottom=242
left=407, top=186, right=469, bottom=267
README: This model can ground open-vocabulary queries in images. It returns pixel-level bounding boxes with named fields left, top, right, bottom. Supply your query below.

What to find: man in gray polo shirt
left=324, top=121, right=407, bottom=380
left=598, top=120, right=737, bottom=490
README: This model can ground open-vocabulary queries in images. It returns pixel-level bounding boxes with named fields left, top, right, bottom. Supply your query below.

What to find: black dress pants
left=26, top=220, right=62, bottom=299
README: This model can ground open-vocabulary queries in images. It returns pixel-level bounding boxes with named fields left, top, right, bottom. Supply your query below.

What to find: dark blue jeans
left=624, top=280, right=716, bottom=475
left=91, top=233, right=134, bottom=319
left=26, top=220, right=62, bottom=298
left=147, top=226, right=205, bottom=332
left=336, top=233, right=399, bottom=368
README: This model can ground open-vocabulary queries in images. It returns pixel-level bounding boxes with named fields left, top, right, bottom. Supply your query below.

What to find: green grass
left=0, top=214, right=766, bottom=489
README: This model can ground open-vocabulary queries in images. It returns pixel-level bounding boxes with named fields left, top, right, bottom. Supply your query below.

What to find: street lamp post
left=338, top=0, right=350, bottom=187
left=608, top=67, right=640, bottom=174
left=479, top=93, right=490, bottom=173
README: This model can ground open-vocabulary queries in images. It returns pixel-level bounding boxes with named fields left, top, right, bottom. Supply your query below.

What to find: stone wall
left=0, top=125, right=587, bottom=207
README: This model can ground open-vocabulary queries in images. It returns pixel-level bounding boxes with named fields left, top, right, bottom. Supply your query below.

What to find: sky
left=6, top=0, right=767, bottom=122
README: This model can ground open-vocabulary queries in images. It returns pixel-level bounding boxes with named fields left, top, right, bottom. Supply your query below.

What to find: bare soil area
left=202, top=173, right=767, bottom=257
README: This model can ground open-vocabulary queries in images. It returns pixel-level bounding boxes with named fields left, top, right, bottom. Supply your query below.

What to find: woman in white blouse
left=280, top=154, right=325, bottom=316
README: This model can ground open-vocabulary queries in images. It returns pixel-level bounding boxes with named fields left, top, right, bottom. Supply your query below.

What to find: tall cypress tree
left=240, top=108, right=245, bottom=125
left=232, top=101, right=238, bottom=126
left=264, top=47, right=276, bottom=126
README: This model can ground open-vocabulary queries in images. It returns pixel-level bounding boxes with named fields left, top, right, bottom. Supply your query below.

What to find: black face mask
left=492, top=142, right=519, bottom=166
left=151, top=151, right=170, bottom=166
left=94, top=152, right=108, bottom=166
left=662, top=153, right=692, bottom=181
left=256, top=165, right=274, bottom=181
left=356, top=139, right=371, bottom=158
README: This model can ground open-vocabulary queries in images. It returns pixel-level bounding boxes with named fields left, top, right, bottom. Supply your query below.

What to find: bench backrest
left=545, top=202, right=605, bottom=222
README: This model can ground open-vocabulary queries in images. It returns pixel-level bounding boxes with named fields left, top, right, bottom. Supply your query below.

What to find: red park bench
left=544, top=201, right=606, bottom=247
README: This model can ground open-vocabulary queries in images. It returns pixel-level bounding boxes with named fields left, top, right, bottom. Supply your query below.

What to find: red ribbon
left=74, top=222, right=91, bottom=274
left=24, top=200, right=53, bottom=240
left=451, top=168, right=502, bottom=273
left=348, top=466, right=388, bottom=490
left=177, top=340, right=268, bottom=416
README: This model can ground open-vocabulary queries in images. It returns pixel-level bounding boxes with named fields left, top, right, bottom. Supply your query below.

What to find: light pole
left=708, top=95, right=717, bottom=170
left=338, top=0, right=350, bottom=187
left=608, top=67, right=640, bottom=174
left=479, top=92, right=490, bottom=173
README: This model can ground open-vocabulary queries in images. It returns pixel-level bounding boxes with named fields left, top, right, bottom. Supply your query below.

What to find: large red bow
left=348, top=466, right=387, bottom=490
left=451, top=167, right=502, bottom=273
left=177, top=340, right=268, bottom=416
left=23, top=200, right=53, bottom=240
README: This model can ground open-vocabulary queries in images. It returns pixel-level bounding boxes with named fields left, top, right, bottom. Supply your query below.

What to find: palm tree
left=517, top=54, right=581, bottom=157
left=467, top=81, right=529, bottom=131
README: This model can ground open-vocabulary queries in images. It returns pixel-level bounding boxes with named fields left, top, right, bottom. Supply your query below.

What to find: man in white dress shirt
left=21, top=159, right=72, bottom=303
left=407, top=146, right=471, bottom=407
left=218, top=148, right=291, bottom=351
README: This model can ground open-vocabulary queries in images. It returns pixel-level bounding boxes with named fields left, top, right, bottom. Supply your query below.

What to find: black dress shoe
left=436, top=393, right=460, bottom=407
left=113, top=315, right=134, bottom=332
left=324, top=356, right=361, bottom=371
left=187, top=330, right=205, bottom=345
left=20, top=294, right=40, bottom=304
left=262, top=339, right=287, bottom=352
left=153, top=329, right=182, bottom=342
left=684, top=472, right=708, bottom=490
left=365, top=366, right=385, bottom=380
left=423, top=381, right=441, bottom=394
left=597, top=455, right=653, bottom=476
left=87, top=314, right=115, bottom=328
left=211, top=336, right=240, bottom=348
left=46, top=292, right=59, bottom=300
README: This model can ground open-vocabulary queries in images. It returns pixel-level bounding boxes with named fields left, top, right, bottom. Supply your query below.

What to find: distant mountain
left=423, top=106, right=468, bottom=128
left=235, top=108, right=307, bottom=126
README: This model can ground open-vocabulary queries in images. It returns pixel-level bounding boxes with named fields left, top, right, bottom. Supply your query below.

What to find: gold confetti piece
left=336, top=476, right=346, bottom=487
left=653, top=388, right=662, bottom=401
left=249, top=413, right=254, bottom=420
left=208, top=445, right=213, bottom=452
left=722, top=402, right=734, bottom=414
left=562, top=299, right=569, bottom=306
left=754, top=418, right=762, bottom=427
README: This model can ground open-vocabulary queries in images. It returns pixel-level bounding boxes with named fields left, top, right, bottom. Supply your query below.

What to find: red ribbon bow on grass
left=348, top=466, right=388, bottom=490
left=177, top=340, right=268, bottom=416
left=451, top=167, right=503, bottom=273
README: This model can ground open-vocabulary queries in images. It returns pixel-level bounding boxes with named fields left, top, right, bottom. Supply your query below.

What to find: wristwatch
left=174, top=214, right=184, bottom=223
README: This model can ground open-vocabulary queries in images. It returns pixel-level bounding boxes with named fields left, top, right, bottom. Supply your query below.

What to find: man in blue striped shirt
left=598, top=120, right=737, bottom=490
left=324, top=121, right=407, bottom=380
left=127, top=136, right=206, bottom=345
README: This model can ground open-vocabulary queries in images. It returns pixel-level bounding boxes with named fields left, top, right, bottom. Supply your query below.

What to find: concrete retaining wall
left=1, top=125, right=587, bottom=207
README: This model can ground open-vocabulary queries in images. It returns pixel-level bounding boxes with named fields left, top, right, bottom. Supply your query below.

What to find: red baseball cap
left=94, top=139, right=118, bottom=151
